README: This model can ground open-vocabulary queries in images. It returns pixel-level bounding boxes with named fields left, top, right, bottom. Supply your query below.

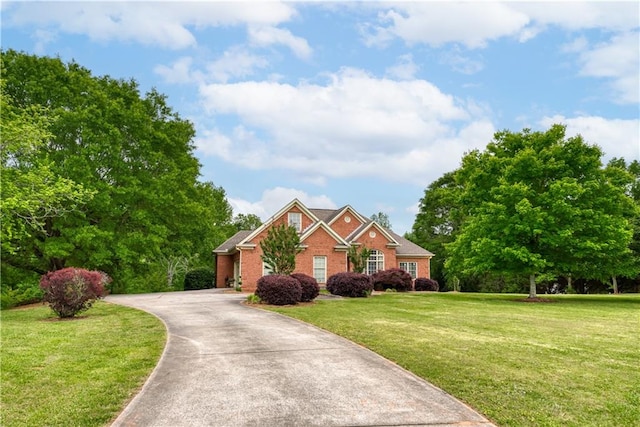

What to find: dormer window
left=288, top=212, right=302, bottom=232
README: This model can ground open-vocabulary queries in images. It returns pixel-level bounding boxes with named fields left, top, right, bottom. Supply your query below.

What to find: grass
left=1, top=301, right=165, bottom=427
left=266, top=292, right=640, bottom=427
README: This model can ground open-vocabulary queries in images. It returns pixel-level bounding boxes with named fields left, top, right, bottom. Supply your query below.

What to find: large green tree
left=1, top=89, right=94, bottom=257
left=1, top=50, right=233, bottom=292
left=407, top=171, right=462, bottom=286
left=445, top=125, right=634, bottom=298
left=232, top=213, right=263, bottom=232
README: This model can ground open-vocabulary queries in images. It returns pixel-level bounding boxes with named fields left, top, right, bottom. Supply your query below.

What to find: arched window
left=367, top=250, right=384, bottom=275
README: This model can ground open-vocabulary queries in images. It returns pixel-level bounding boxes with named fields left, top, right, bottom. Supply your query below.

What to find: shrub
left=246, top=294, right=261, bottom=304
left=1, top=282, right=43, bottom=310
left=372, top=268, right=413, bottom=292
left=39, top=268, right=109, bottom=318
left=255, top=274, right=302, bottom=305
left=414, top=277, right=439, bottom=292
left=326, top=272, right=373, bottom=297
left=290, top=273, right=320, bottom=302
left=184, top=268, right=215, bottom=290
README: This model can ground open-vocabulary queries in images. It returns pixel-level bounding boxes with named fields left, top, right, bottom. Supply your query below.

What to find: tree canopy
left=260, top=224, right=303, bottom=275
left=370, top=212, right=392, bottom=229
left=1, top=50, right=234, bottom=292
left=442, top=125, right=636, bottom=297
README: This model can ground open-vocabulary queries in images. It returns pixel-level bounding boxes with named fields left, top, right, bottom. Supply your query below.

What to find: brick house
left=214, top=199, right=434, bottom=292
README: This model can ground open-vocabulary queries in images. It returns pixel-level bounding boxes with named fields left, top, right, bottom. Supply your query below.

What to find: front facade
left=214, top=199, right=434, bottom=292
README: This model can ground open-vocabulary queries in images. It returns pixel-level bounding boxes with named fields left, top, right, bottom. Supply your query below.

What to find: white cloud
left=364, top=2, right=639, bottom=49
left=196, top=68, right=494, bottom=186
left=206, top=46, right=269, bottom=83
left=440, top=51, right=484, bottom=75
left=514, top=2, right=639, bottom=33
left=154, top=57, right=203, bottom=84
left=5, top=2, right=297, bottom=49
left=577, top=32, right=639, bottom=104
left=363, top=2, right=530, bottom=49
left=561, top=36, right=589, bottom=54
left=248, top=25, right=312, bottom=59
left=539, top=115, right=640, bottom=161
left=385, top=54, right=418, bottom=80
left=229, top=187, right=337, bottom=220
left=155, top=48, right=270, bottom=85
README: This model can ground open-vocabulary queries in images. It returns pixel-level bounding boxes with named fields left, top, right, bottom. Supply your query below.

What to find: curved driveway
left=106, top=289, right=494, bottom=427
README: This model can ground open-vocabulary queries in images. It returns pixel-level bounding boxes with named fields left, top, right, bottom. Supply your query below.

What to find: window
left=262, top=262, right=274, bottom=277
left=367, top=250, right=384, bottom=275
left=313, top=256, right=327, bottom=283
left=288, top=212, right=302, bottom=232
left=399, top=262, right=417, bottom=279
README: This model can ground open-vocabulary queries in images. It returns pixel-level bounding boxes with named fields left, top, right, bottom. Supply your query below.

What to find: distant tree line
left=0, top=50, right=251, bottom=299
left=407, top=125, right=639, bottom=296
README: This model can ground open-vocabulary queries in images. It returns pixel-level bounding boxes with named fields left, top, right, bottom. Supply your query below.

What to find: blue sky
left=2, top=1, right=639, bottom=234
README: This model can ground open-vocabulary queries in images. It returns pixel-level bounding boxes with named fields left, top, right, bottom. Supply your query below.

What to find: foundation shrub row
left=327, top=272, right=373, bottom=297
left=414, top=277, right=439, bottom=292
left=372, top=268, right=413, bottom=292
left=255, top=270, right=439, bottom=305
left=256, top=273, right=320, bottom=305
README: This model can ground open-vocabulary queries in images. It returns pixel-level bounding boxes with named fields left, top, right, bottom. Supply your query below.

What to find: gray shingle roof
left=308, top=208, right=338, bottom=222
left=390, top=231, right=435, bottom=257
left=213, top=230, right=253, bottom=253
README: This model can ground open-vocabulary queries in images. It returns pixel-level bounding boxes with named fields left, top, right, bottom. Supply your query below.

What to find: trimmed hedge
left=372, top=268, right=413, bottom=292
left=326, top=272, right=373, bottom=298
left=184, top=268, right=215, bottom=290
left=414, top=277, right=439, bottom=292
left=255, top=274, right=302, bottom=305
left=40, top=268, right=109, bottom=318
left=290, top=273, right=320, bottom=302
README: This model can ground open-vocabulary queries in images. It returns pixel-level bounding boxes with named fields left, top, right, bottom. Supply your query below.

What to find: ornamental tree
left=260, top=224, right=303, bottom=275
left=40, top=267, right=109, bottom=318
left=446, top=124, right=634, bottom=298
left=347, top=244, right=371, bottom=273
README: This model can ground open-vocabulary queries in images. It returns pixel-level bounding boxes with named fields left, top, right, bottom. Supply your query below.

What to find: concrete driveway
left=106, top=289, right=494, bottom=427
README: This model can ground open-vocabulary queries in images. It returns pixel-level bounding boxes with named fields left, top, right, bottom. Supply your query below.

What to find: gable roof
left=326, top=205, right=368, bottom=226
left=241, top=198, right=319, bottom=245
left=347, top=220, right=400, bottom=247
left=300, top=221, right=349, bottom=247
left=213, top=199, right=433, bottom=257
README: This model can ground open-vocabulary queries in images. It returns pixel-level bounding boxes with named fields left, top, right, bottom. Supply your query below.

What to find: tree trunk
left=567, top=275, right=573, bottom=293
left=528, top=274, right=537, bottom=299
left=612, top=276, right=618, bottom=294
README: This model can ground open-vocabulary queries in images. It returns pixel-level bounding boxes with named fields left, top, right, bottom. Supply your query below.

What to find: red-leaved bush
left=414, top=277, right=439, bottom=292
left=326, top=272, right=373, bottom=297
left=255, top=274, right=302, bottom=305
left=372, top=268, right=413, bottom=292
left=39, top=268, right=110, bottom=318
left=290, top=273, right=320, bottom=302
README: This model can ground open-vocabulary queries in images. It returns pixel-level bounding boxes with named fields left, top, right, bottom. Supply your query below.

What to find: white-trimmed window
left=399, top=262, right=417, bottom=279
left=262, top=262, right=274, bottom=276
left=313, top=256, right=327, bottom=283
left=288, top=212, right=302, bottom=232
left=367, top=250, right=384, bottom=275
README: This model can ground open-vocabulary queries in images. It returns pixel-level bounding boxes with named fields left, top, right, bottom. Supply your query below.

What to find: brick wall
left=329, top=210, right=364, bottom=239
left=397, top=256, right=431, bottom=279
left=295, top=226, right=348, bottom=284
left=215, top=255, right=234, bottom=288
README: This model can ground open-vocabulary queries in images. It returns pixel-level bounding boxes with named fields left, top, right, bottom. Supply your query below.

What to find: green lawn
left=267, top=292, right=640, bottom=427
left=1, top=301, right=165, bottom=427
